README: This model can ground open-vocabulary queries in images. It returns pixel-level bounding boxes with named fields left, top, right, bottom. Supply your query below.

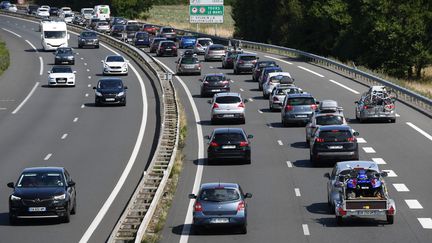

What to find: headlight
left=68, top=77, right=74, bottom=80
left=10, top=195, right=21, bottom=201
left=122, top=63, right=128, bottom=69
left=55, top=56, right=60, bottom=59
left=53, top=194, right=66, bottom=200
left=117, top=91, right=125, bottom=97
left=67, top=56, right=74, bottom=60
left=95, top=91, right=103, bottom=96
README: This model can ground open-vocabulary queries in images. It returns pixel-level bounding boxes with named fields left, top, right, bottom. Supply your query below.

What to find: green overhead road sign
left=189, top=5, right=224, bottom=15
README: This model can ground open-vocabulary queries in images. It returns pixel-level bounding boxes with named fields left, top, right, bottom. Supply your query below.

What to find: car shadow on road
left=306, top=202, right=332, bottom=215
left=0, top=212, right=61, bottom=226
left=249, top=88, right=260, bottom=92
left=251, top=96, right=266, bottom=100
left=25, top=48, right=41, bottom=53
left=172, top=224, right=244, bottom=235
left=193, top=158, right=249, bottom=166
left=315, top=216, right=386, bottom=227
left=291, top=141, right=308, bottom=149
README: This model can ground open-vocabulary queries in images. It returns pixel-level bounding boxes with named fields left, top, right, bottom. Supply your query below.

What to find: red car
left=143, top=24, right=157, bottom=35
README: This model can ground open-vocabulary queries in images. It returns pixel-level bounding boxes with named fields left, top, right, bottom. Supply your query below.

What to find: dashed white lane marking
left=264, top=55, right=293, bottom=65
left=396, top=113, right=401, bottom=117
left=328, top=79, right=360, bottom=94
left=405, top=199, right=423, bottom=209
left=88, top=84, right=91, bottom=87
left=230, top=80, right=234, bottom=83
left=286, top=161, right=293, bottom=168
left=0, top=108, right=7, bottom=110
left=357, top=138, right=367, bottom=143
left=39, top=57, right=43, bottom=76
left=418, top=218, right=432, bottom=229
left=248, top=98, right=254, bottom=102
left=267, top=123, right=273, bottom=128
left=302, top=224, right=310, bottom=236
left=393, top=183, right=409, bottom=192
left=372, top=158, right=386, bottom=164
left=12, top=82, right=39, bottom=114
left=73, top=117, right=79, bottom=122
left=85, top=93, right=89, bottom=97
left=382, top=170, right=398, bottom=177
left=298, top=66, right=325, bottom=77
left=61, top=134, right=68, bottom=140
left=80, top=57, right=84, bottom=60
left=44, top=153, right=52, bottom=161
left=84, top=63, right=88, bottom=66
left=277, top=140, right=283, bottom=146
left=25, top=39, right=37, bottom=51
left=362, top=147, right=376, bottom=153
left=88, top=76, right=91, bottom=79
left=81, top=104, right=85, bottom=108
left=295, top=188, right=301, bottom=197
left=1, top=28, right=22, bottom=37
left=87, top=69, right=90, bottom=72
left=258, top=109, right=263, bottom=114
left=406, top=122, right=432, bottom=141
left=76, top=53, right=79, bottom=55
left=239, top=88, right=244, bottom=92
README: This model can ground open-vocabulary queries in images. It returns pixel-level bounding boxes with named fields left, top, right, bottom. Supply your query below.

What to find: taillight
left=315, top=137, right=324, bottom=143
left=337, top=206, right=347, bottom=216
left=194, top=202, right=203, bottom=212
left=387, top=205, right=395, bottom=215
left=310, top=104, right=318, bottom=110
left=347, top=137, right=356, bottom=142
left=385, top=104, right=395, bottom=110
left=363, top=105, right=369, bottom=109
left=252, top=60, right=257, bottom=64
left=273, top=97, right=279, bottom=101
left=239, top=141, right=248, bottom=147
left=284, top=105, right=293, bottom=112
left=210, top=141, right=219, bottom=147
left=237, top=201, right=245, bottom=211
left=238, top=102, right=245, bottom=108
left=212, top=103, right=219, bottom=109
left=238, top=60, right=244, bottom=64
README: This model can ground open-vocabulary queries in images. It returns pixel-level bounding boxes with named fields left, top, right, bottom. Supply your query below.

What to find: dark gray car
left=54, top=47, right=74, bottom=65
left=281, top=93, right=319, bottom=126
left=78, top=31, right=99, bottom=48
left=234, top=54, right=259, bottom=74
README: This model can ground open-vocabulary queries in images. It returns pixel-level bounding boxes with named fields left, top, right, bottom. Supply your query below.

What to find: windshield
left=287, top=97, right=315, bottom=105
left=199, top=188, right=240, bottom=202
left=181, top=58, right=199, bottom=64
left=316, top=116, right=344, bottom=125
left=81, top=32, right=97, bottom=38
left=136, top=33, right=148, bottom=38
left=240, top=55, right=257, bottom=61
left=106, top=56, right=124, bottom=62
left=215, top=96, right=241, bottom=104
left=17, top=172, right=65, bottom=188
left=270, top=75, right=293, bottom=84
left=65, top=13, right=73, bottom=17
left=198, top=39, right=212, bottom=46
left=97, top=22, right=109, bottom=26
left=112, top=25, right=124, bottom=31
left=210, top=45, right=224, bottom=50
left=205, top=75, right=225, bottom=82
left=44, top=31, right=66, bottom=39
left=83, top=9, right=93, bottom=14
left=52, top=67, right=72, bottom=73
left=56, top=48, right=72, bottom=54
left=98, top=80, right=123, bottom=89
left=126, top=25, right=140, bottom=31
left=162, top=28, right=174, bottom=33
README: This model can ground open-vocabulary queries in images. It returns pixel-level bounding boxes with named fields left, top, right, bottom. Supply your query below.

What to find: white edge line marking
left=264, top=55, right=293, bottom=65
left=382, top=170, right=398, bottom=177
left=362, top=147, right=376, bottom=153
left=372, top=158, right=386, bottom=164
left=418, top=218, right=432, bottom=229
left=406, top=122, right=432, bottom=141
left=393, top=183, right=409, bottom=192
left=295, top=188, right=301, bottom=197
left=152, top=59, right=204, bottom=243
left=25, top=39, right=37, bottom=52
left=286, top=161, right=293, bottom=168
left=39, top=57, right=43, bottom=76
left=61, top=134, right=68, bottom=140
left=405, top=199, right=423, bottom=209
left=79, top=44, right=148, bottom=243
left=1, top=28, right=21, bottom=37
left=302, top=224, right=310, bottom=235
left=328, top=79, right=360, bottom=94
left=277, top=140, right=283, bottom=146
left=12, top=82, right=39, bottom=114
left=44, top=153, right=52, bottom=161
left=298, top=66, right=325, bottom=77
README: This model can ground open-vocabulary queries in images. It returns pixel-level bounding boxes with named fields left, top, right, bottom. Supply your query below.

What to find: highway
left=0, top=15, right=161, bottom=243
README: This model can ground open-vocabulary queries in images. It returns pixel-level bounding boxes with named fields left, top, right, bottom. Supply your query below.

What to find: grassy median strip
left=142, top=101, right=187, bottom=243
left=0, top=39, right=10, bottom=76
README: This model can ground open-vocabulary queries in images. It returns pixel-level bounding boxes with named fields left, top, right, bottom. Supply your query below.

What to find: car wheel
left=62, top=207, right=71, bottom=223
left=282, top=119, right=288, bottom=127
left=211, top=118, right=217, bottom=125
left=234, top=69, right=238, bottom=75
left=71, top=197, right=77, bottom=215
left=390, top=118, right=396, bottom=123
left=355, top=110, right=359, bottom=120
left=336, top=216, right=343, bottom=226
left=305, top=138, right=310, bottom=147
left=9, top=215, right=17, bottom=225
left=310, top=153, right=318, bottom=166
left=78, top=44, right=82, bottom=48
left=96, top=45, right=100, bottom=49
left=95, top=100, right=100, bottom=107
left=207, top=157, right=213, bottom=165
left=387, top=215, right=394, bottom=224
left=71, top=61, right=75, bottom=65
left=191, top=225, right=202, bottom=235
left=244, top=157, right=251, bottom=164
left=122, top=101, right=127, bottom=106
left=239, top=225, right=247, bottom=234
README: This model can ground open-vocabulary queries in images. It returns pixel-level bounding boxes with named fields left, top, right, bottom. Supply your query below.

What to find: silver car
left=204, top=44, right=226, bottom=61
left=281, top=93, right=318, bottom=126
left=194, top=38, right=213, bottom=55
left=209, top=92, right=247, bottom=124
left=188, top=182, right=252, bottom=234
left=305, top=112, right=347, bottom=144
left=95, top=21, right=110, bottom=33
left=262, top=72, right=294, bottom=98
left=269, top=85, right=302, bottom=111
left=175, top=55, right=201, bottom=75
left=234, top=54, right=259, bottom=74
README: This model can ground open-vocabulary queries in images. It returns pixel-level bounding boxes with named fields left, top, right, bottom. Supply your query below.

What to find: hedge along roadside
left=0, top=38, right=10, bottom=76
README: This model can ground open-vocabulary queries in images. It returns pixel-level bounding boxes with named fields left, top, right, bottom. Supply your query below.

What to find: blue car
left=179, top=36, right=197, bottom=49
left=133, top=31, right=150, bottom=48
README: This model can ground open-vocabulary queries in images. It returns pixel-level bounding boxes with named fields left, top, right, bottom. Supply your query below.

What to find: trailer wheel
left=336, top=216, right=343, bottom=226
left=387, top=215, right=394, bottom=224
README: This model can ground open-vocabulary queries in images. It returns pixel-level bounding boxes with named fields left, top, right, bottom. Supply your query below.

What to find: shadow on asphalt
left=24, top=48, right=40, bottom=53
left=193, top=158, right=249, bottom=166
left=315, top=216, right=387, bottom=227
left=306, top=202, right=332, bottom=215
left=172, top=224, right=245, bottom=235
left=290, top=141, right=308, bottom=149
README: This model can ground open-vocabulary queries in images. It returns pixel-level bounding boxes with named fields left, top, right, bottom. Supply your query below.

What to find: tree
left=111, top=0, right=153, bottom=19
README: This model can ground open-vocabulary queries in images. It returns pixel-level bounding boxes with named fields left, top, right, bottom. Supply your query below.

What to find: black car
left=252, top=61, right=278, bottom=81
left=7, top=167, right=77, bottom=224
left=309, top=125, right=360, bottom=165
left=72, top=15, right=86, bottom=26
left=125, top=24, right=140, bottom=43
left=156, top=40, right=178, bottom=57
left=54, top=47, right=74, bottom=65
left=110, top=17, right=127, bottom=27
left=149, top=37, right=167, bottom=53
left=93, top=78, right=128, bottom=106
left=200, top=73, right=231, bottom=97
left=27, top=4, right=39, bottom=14
left=49, top=7, right=59, bottom=16
left=78, top=31, right=99, bottom=48
left=110, top=25, right=125, bottom=40
left=206, top=128, right=253, bottom=164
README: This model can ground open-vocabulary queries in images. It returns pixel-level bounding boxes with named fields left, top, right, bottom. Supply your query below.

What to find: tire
left=191, top=225, right=202, bottom=235
left=211, top=118, right=217, bottom=125
left=78, top=44, right=82, bottom=49
left=390, top=118, right=396, bottom=123
left=244, top=158, right=251, bottom=164
left=207, top=157, right=213, bottom=165
left=95, top=100, right=100, bottom=107
left=240, top=118, right=246, bottom=124
left=239, top=225, right=247, bottom=234
left=96, top=45, right=100, bottom=49
left=9, top=215, right=17, bottom=225
left=336, top=216, right=343, bottom=226
left=62, top=207, right=71, bottom=223
left=71, top=197, right=77, bottom=215
left=121, top=101, right=126, bottom=106
left=305, top=138, right=310, bottom=147
left=387, top=215, right=394, bottom=224
left=310, top=153, right=318, bottom=166
left=71, top=61, right=75, bottom=65
left=282, top=118, right=288, bottom=127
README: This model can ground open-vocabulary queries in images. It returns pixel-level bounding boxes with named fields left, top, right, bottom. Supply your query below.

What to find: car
left=355, top=86, right=396, bottom=123
left=221, top=50, right=243, bottom=69
left=72, top=15, right=86, bottom=26
left=233, top=53, right=259, bottom=74
left=281, top=93, right=319, bottom=126
left=7, top=167, right=77, bottom=224
left=258, top=66, right=283, bottom=90
left=49, top=7, right=59, bottom=16
left=7, top=4, right=17, bottom=12
left=93, top=78, right=128, bottom=106
left=95, top=21, right=110, bottom=33
left=204, top=44, right=226, bottom=61
left=110, top=24, right=125, bottom=40
left=309, top=125, right=360, bottom=165
left=269, top=85, right=303, bottom=111
left=78, top=31, right=99, bottom=48
left=156, top=40, right=178, bottom=57
left=305, top=109, right=346, bottom=144
left=189, top=182, right=252, bottom=233
left=36, top=8, right=50, bottom=17
left=101, top=55, right=129, bottom=75
left=252, top=60, right=278, bottom=81
left=61, top=12, right=74, bottom=23
left=157, top=26, right=177, bottom=41
left=176, top=55, right=201, bottom=75
left=40, top=5, right=50, bottom=11
left=27, top=4, right=39, bottom=15
left=0, top=1, right=10, bottom=9
left=88, top=17, right=105, bottom=30
left=209, top=92, right=247, bottom=124
left=47, top=66, right=76, bottom=87
left=133, top=31, right=150, bottom=47
left=38, top=17, right=51, bottom=32
left=262, top=72, right=294, bottom=98
left=149, top=37, right=167, bottom=53
left=54, top=47, right=75, bottom=65
left=110, top=17, right=127, bottom=27
left=179, top=36, right=197, bottom=49
left=60, top=7, right=72, bottom=15
left=80, top=8, right=94, bottom=20
left=142, top=24, right=157, bottom=35
left=200, top=73, right=231, bottom=97
left=125, top=24, right=141, bottom=43
left=194, top=38, right=213, bottom=55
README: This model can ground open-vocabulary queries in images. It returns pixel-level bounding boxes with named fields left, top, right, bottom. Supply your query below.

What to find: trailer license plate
left=210, top=218, right=229, bottom=223
left=29, top=207, right=46, bottom=212
left=357, top=211, right=380, bottom=216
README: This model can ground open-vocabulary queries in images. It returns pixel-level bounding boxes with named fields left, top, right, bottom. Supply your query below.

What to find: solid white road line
left=372, top=158, right=387, bottom=165
left=277, top=140, right=283, bottom=146
left=1, top=28, right=22, bottom=37
left=406, top=122, right=432, bottom=141
left=11, top=82, right=39, bottom=114
left=356, top=138, right=367, bottom=143
left=302, top=224, right=310, bottom=236
left=295, top=188, right=301, bottom=197
left=418, top=218, right=432, bottom=229
left=24, top=39, right=37, bottom=51
left=61, top=134, right=68, bottom=140
left=151, top=58, right=205, bottom=243
left=328, top=79, right=360, bottom=94
left=44, top=153, right=52, bottom=161
left=362, top=147, right=376, bottom=153
left=264, top=55, right=293, bottom=65
left=405, top=199, right=423, bottom=209
left=393, top=183, right=409, bottom=192
left=298, top=66, right=325, bottom=77
left=286, top=161, right=293, bottom=168
left=73, top=117, right=79, bottom=123
left=39, top=57, right=43, bottom=76
left=79, top=44, right=149, bottom=243
left=382, top=170, right=398, bottom=177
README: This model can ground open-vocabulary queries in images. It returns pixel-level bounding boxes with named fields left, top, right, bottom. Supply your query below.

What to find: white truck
left=94, top=5, right=110, bottom=20
left=41, top=21, right=69, bottom=51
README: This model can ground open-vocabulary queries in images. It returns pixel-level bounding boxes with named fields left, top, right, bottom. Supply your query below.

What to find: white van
left=41, top=21, right=69, bottom=51
left=94, top=5, right=110, bottom=20
left=80, top=8, right=94, bottom=20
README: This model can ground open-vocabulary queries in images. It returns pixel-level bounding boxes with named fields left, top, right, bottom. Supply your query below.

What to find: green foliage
left=0, top=40, right=10, bottom=76
left=111, top=0, right=153, bottom=18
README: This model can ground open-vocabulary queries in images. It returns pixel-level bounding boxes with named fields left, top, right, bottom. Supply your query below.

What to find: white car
left=102, top=55, right=128, bottom=75
left=48, top=66, right=76, bottom=87
left=60, top=12, right=74, bottom=23
left=60, top=7, right=72, bottom=14
left=262, top=72, right=294, bottom=98
left=7, top=4, right=17, bottom=12
left=36, top=8, right=50, bottom=17
left=194, top=38, right=213, bottom=55
left=40, top=5, right=50, bottom=11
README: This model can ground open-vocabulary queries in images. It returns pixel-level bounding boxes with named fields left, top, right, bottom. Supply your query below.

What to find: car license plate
left=58, top=79, right=66, bottom=83
left=166, top=48, right=172, bottom=51
left=296, top=115, right=307, bottom=118
left=29, top=207, right=46, bottom=212
left=184, top=65, right=195, bottom=68
left=212, top=89, right=221, bottom=92
left=210, top=218, right=229, bottom=224
left=223, top=114, right=235, bottom=118
left=329, top=146, right=343, bottom=149
left=138, top=39, right=144, bottom=41
left=222, top=145, right=236, bottom=149
left=105, top=98, right=115, bottom=101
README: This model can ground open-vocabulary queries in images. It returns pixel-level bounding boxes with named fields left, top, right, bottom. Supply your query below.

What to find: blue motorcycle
left=346, top=169, right=384, bottom=199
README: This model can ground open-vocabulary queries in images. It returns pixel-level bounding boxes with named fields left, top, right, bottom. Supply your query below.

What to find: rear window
left=210, top=45, right=224, bottom=50
left=136, top=33, right=148, bottom=38
left=240, top=55, right=257, bottom=61
left=215, top=96, right=241, bottom=104
left=287, top=97, right=315, bottom=105
left=276, top=88, right=298, bottom=95
left=205, top=75, right=225, bottom=82
left=319, top=130, right=352, bottom=141
left=259, top=62, right=276, bottom=68
left=198, top=39, right=212, bottom=45
left=270, top=75, right=293, bottom=84
left=126, top=25, right=140, bottom=31
left=181, top=58, right=199, bottom=64
left=162, top=28, right=174, bottom=33
left=212, top=132, right=246, bottom=143
left=316, top=116, right=344, bottom=125
left=199, top=188, right=240, bottom=202
left=161, top=42, right=175, bottom=47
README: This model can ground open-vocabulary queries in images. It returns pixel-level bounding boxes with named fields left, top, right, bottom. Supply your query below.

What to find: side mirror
left=73, top=71, right=77, bottom=74
left=47, top=71, right=51, bottom=74
left=7, top=182, right=14, bottom=188
left=324, top=172, right=330, bottom=179
left=92, top=87, right=96, bottom=89
left=68, top=181, right=76, bottom=187
left=188, top=193, right=197, bottom=199
left=244, top=193, right=252, bottom=198
left=247, top=135, right=254, bottom=139
left=124, top=86, right=128, bottom=89
left=354, top=101, right=359, bottom=104
left=353, top=131, right=359, bottom=136
left=204, top=135, right=210, bottom=140
left=243, top=99, right=248, bottom=103
left=207, top=100, right=212, bottom=104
